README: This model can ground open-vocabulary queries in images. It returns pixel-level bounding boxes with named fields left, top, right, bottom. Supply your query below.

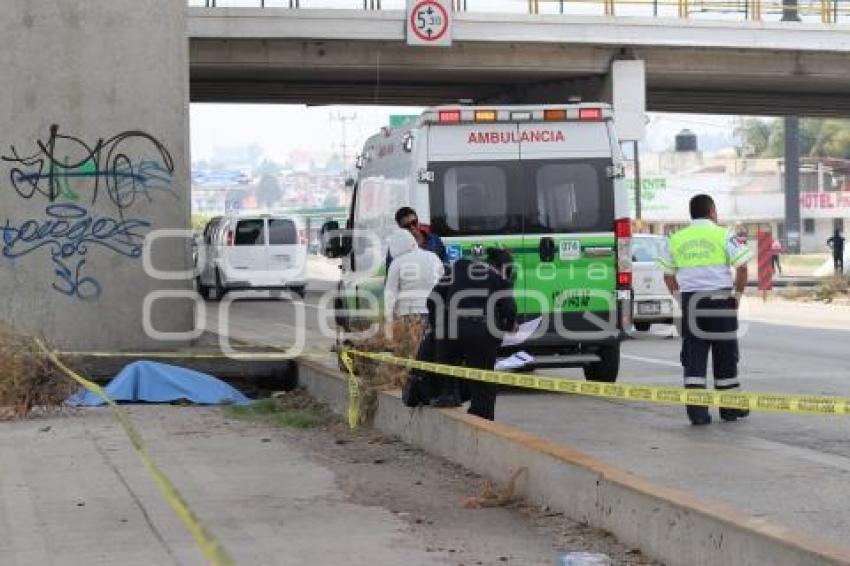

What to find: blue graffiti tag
left=2, top=204, right=151, bottom=300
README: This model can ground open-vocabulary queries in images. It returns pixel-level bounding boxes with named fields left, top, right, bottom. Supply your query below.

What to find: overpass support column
left=602, top=59, right=647, bottom=220
left=784, top=117, right=802, bottom=254
left=0, top=0, right=193, bottom=350
left=601, top=59, right=647, bottom=144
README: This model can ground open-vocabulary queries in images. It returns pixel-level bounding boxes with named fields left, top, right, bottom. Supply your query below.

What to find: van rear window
left=268, top=219, right=297, bottom=245
left=429, top=159, right=613, bottom=237
left=529, top=162, right=605, bottom=233
left=234, top=219, right=265, bottom=246
left=430, top=164, right=513, bottom=236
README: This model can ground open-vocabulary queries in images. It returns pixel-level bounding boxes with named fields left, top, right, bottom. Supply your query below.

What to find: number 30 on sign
left=406, top=0, right=452, bottom=47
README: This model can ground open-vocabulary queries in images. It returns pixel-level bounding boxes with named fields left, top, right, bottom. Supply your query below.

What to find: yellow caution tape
left=342, top=349, right=850, bottom=420
left=339, top=351, right=360, bottom=429
left=60, top=350, right=297, bottom=360
left=36, top=340, right=236, bottom=566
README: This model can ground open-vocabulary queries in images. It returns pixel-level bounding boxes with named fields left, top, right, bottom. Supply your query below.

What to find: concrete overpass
left=189, top=8, right=850, bottom=116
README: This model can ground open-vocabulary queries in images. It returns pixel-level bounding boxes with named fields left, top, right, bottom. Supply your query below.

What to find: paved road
left=205, top=293, right=850, bottom=549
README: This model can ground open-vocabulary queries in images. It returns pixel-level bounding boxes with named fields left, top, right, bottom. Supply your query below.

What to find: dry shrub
left=347, top=316, right=426, bottom=424
left=0, top=328, right=76, bottom=420
left=781, top=283, right=807, bottom=301
left=814, top=275, right=849, bottom=303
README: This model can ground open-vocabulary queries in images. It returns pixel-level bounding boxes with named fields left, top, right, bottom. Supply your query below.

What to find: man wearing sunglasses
left=393, top=207, right=447, bottom=264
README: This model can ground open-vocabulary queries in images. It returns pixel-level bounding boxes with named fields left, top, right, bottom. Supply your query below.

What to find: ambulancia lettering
left=467, top=130, right=566, bottom=145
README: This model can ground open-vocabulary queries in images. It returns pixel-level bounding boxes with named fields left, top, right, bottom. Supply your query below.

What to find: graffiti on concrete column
left=2, top=124, right=176, bottom=211
left=1, top=125, right=176, bottom=300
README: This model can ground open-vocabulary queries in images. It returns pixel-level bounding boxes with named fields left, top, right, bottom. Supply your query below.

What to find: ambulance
left=322, top=104, right=632, bottom=382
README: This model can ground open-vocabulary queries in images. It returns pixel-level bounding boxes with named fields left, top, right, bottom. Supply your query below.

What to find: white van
left=323, top=104, right=633, bottom=382
left=196, top=213, right=308, bottom=299
left=631, top=233, right=677, bottom=331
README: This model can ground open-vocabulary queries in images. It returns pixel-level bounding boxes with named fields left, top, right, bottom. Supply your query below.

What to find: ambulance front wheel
left=583, top=344, right=620, bottom=383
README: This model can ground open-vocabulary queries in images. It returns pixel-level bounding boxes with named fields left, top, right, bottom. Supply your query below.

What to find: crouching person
left=440, top=248, right=517, bottom=421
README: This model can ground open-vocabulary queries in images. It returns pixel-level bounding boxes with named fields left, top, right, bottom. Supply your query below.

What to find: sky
left=189, top=103, right=739, bottom=166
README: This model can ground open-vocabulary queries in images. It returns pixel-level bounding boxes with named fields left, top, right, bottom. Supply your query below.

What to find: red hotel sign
left=800, top=192, right=850, bottom=213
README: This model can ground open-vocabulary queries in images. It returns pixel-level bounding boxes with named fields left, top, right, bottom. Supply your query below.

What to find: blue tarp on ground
left=68, top=361, right=251, bottom=406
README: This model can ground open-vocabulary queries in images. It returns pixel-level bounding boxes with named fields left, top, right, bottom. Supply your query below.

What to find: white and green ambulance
left=323, top=104, right=632, bottom=382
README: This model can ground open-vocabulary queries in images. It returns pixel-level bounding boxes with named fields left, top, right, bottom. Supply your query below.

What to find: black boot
left=431, top=379, right=461, bottom=408
left=687, top=405, right=712, bottom=426
left=720, top=407, right=750, bottom=422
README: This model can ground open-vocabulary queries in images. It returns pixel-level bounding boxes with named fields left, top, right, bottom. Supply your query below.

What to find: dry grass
left=0, top=328, right=76, bottom=420
left=780, top=283, right=808, bottom=301
left=347, top=316, right=426, bottom=425
left=814, top=275, right=849, bottom=303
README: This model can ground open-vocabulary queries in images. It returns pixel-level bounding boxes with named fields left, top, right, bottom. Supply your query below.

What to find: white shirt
left=385, top=230, right=444, bottom=317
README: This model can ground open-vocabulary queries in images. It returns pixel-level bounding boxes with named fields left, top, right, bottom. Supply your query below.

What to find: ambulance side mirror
left=321, top=221, right=351, bottom=258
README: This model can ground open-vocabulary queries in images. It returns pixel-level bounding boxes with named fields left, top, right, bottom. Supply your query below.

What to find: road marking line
left=622, top=354, right=681, bottom=368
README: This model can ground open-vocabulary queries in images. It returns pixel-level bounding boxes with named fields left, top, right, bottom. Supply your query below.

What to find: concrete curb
left=297, top=359, right=850, bottom=566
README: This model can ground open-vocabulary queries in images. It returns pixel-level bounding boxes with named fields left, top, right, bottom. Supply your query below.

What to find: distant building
left=630, top=147, right=850, bottom=253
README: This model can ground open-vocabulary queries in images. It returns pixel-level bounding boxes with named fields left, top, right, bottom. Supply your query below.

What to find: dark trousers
left=410, top=322, right=440, bottom=401
left=680, top=292, right=740, bottom=422
left=834, top=253, right=844, bottom=274
left=772, top=254, right=781, bottom=274
left=444, top=319, right=499, bottom=421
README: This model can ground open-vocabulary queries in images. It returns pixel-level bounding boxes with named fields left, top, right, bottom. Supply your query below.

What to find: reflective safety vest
left=668, top=223, right=730, bottom=268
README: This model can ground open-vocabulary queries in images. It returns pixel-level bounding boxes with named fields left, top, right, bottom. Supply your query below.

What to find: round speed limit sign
left=407, top=0, right=452, bottom=46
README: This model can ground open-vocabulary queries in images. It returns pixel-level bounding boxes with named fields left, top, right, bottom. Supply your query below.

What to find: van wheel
left=583, top=344, right=620, bottom=383
left=213, top=269, right=227, bottom=301
left=196, top=277, right=211, bottom=301
left=634, top=321, right=651, bottom=332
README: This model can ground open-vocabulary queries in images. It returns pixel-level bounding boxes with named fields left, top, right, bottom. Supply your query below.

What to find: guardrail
left=190, top=0, right=849, bottom=23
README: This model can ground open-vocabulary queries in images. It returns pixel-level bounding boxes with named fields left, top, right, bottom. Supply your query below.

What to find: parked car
left=632, top=234, right=678, bottom=331
left=196, top=213, right=308, bottom=300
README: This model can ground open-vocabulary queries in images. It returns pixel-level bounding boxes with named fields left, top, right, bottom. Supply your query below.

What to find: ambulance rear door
left=426, top=120, right=525, bottom=302
left=517, top=116, right=618, bottom=340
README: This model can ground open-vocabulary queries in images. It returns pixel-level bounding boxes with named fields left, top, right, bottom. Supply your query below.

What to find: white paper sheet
left=501, top=317, right=542, bottom=347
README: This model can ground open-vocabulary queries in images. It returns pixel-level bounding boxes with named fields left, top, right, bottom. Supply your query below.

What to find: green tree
left=740, top=119, right=773, bottom=157
left=741, top=118, right=850, bottom=159
left=257, top=158, right=282, bottom=176
left=256, top=174, right=282, bottom=209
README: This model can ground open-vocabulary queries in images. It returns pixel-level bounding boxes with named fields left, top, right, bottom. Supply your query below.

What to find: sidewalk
left=740, top=295, right=850, bottom=331
left=0, top=406, right=652, bottom=566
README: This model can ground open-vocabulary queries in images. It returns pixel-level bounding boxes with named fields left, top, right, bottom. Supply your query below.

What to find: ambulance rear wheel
left=583, top=344, right=620, bottom=383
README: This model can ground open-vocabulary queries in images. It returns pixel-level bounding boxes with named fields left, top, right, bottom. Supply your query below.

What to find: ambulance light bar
left=579, top=107, right=603, bottom=121
left=432, top=106, right=611, bottom=125
left=438, top=110, right=461, bottom=123
left=474, top=110, right=497, bottom=122
left=543, top=109, right=566, bottom=121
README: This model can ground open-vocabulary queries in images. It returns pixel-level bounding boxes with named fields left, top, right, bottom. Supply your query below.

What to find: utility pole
left=781, top=0, right=801, bottom=21
left=633, top=141, right=642, bottom=222
left=330, top=111, right=357, bottom=179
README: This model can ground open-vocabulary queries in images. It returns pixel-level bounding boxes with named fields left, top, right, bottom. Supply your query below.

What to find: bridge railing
left=189, top=0, right=849, bottom=23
